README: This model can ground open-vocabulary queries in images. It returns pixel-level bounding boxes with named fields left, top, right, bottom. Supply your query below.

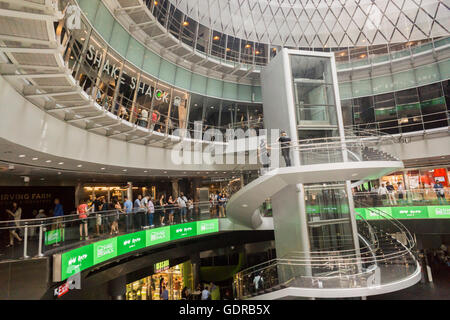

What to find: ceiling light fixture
left=77, top=164, right=82, bottom=168
left=19, top=154, right=26, bottom=158
left=32, top=157, right=38, bottom=161
left=58, top=162, right=64, bottom=165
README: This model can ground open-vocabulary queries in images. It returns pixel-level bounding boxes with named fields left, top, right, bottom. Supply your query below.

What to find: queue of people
left=209, top=192, right=229, bottom=218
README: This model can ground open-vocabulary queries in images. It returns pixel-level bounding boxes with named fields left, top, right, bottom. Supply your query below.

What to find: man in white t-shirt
left=177, top=192, right=188, bottom=223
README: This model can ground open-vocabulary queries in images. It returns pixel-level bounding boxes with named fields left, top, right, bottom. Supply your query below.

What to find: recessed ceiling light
left=19, top=155, right=26, bottom=158
left=58, top=172, right=62, bottom=175
left=40, top=178, right=45, bottom=181
left=46, top=160, right=52, bottom=163
left=32, top=157, right=38, bottom=161
left=164, top=171, right=167, bottom=173
left=144, top=170, right=148, bottom=173
left=101, top=167, right=105, bottom=170
left=58, top=162, right=64, bottom=165
left=77, top=164, right=82, bottom=168
left=123, top=169, right=127, bottom=172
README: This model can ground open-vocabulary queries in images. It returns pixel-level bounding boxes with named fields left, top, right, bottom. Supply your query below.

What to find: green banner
left=392, top=206, right=428, bottom=219
left=117, top=231, right=146, bottom=255
left=355, top=208, right=366, bottom=220
left=197, top=219, right=219, bottom=235
left=170, top=222, right=197, bottom=240
left=426, top=205, right=450, bottom=219
left=45, top=228, right=65, bottom=245
left=61, top=244, right=93, bottom=280
left=146, top=226, right=171, bottom=246
left=93, top=238, right=117, bottom=265
left=355, top=205, right=450, bottom=219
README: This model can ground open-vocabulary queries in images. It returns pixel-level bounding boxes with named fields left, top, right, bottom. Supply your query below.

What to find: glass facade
left=343, top=81, right=450, bottom=134
left=62, top=8, right=263, bottom=138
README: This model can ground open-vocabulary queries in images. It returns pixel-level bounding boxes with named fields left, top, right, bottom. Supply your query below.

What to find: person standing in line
left=111, top=199, right=122, bottom=235
left=278, top=130, right=292, bottom=167
left=159, top=195, right=167, bottom=226
left=92, top=196, right=103, bottom=236
left=386, top=182, right=397, bottom=205
left=77, top=199, right=91, bottom=240
left=217, top=193, right=225, bottom=218
left=147, top=197, right=155, bottom=228
left=5, top=202, right=22, bottom=247
left=177, top=192, right=188, bottom=223
left=167, top=195, right=176, bottom=225
left=134, top=194, right=143, bottom=229
left=141, top=195, right=149, bottom=229
left=123, top=196, right=133, bottom=232
left=187, top=197, right=194, bottom=221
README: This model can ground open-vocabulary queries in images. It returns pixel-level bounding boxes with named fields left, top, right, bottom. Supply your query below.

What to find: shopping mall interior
left=0, top=0, right=449, bottom=303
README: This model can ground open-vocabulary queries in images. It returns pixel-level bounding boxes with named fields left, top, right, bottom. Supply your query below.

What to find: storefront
left=374, top=166, right=449, bottom=203
left=126, top=262, right=190, bottom=300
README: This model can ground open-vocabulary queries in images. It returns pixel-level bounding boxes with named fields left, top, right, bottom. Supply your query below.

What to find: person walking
left=258, top=139, right=271, bottom=174
left=5, top=202, right=23, bottom=247
left=92, top=196, right=103, bottom=236
left=377, top=183, right=388, bottom=205
left=278, top=130, right=292, bottom=167
left=187, top=197, right=194, bottom=221
left=201, top=284, right=211, bottom=300
left=141, top=195, right=149, bottom=229
left=397, top=181, right=406, bottom=204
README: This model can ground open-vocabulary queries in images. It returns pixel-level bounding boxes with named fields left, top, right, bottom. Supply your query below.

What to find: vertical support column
left=346, top=180, right=362, bottom=273
left=108, top=275, right=126, bottom=300
left=171, top=179, right=179, bottom=198
left=190, top=253, right=201, bottom=291
left=127, top=182, right=133, bottom=202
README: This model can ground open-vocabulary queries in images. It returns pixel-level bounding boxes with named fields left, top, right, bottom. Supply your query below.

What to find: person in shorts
left=77, top=199, right=91, bottom=240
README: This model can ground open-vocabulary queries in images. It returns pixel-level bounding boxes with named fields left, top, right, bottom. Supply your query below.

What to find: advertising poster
left=93, top=238, right=118, bottom=264
left=197, top=219, right=219, bottom=235
left=117, top=231, right=146, bottom=255
left=45, top=228, right=65, bottom=245
left=170, top=222, right=197, bottom=240
left=61, top=244, right=93, bottom=280
left=392, top=206, right=428, bottom=219
left=146, top=226, right=171, bottom=246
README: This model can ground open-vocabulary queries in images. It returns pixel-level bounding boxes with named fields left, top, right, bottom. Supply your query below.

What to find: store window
left=126, top=263, right=185, bottom=300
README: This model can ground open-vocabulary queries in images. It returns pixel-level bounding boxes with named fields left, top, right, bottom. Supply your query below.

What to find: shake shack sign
left=86, top=45, right=182, bottom=104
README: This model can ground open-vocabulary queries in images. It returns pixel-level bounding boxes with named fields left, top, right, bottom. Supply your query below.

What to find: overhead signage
left=85, top=45, right=182, bottom=103
left=154, top=260, right=170, bottom=273
left=171, top=222, right=197, bottom=240
left=354, top=206, right=450, bottom=220
left=146, top=226, right=171, bottom=246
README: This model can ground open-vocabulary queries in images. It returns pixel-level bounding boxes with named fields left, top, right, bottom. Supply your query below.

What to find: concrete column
left=171, top=179, right=180, bottom=198
left=127, top=182, right=133, bottom=202
left=190, top=253, right=201, bottom=290
left=108, top=275, right=126, bottom=300
left=74, top=183, right=83, bottom=207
